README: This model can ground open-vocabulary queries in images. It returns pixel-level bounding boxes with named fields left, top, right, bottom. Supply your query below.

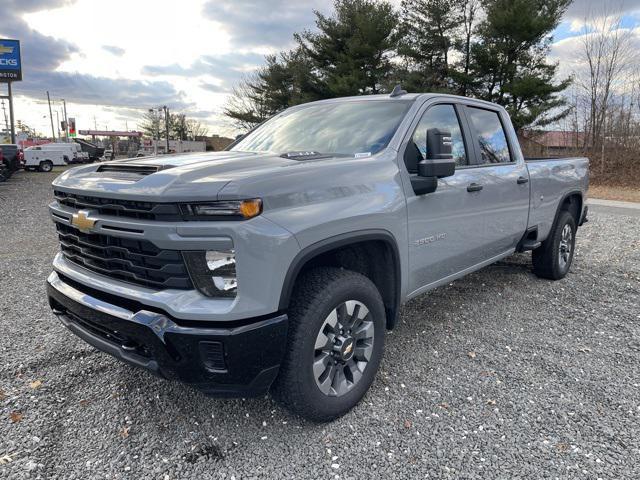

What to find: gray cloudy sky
left=1, top=0, right=639, bottom=136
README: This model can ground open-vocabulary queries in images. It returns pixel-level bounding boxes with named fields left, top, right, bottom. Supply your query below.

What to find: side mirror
left=410, top=128, right=455, bottom=196
left=419, top=128, right=455, bottom=178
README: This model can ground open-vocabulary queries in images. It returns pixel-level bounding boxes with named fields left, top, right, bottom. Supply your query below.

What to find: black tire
left=532, top=210, right=577, bottom=280
left=39, top=161, right=53, bottom=173
left=271, top=267, right=385, bottom=422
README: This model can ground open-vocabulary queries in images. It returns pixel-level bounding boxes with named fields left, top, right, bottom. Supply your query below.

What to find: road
left=588, top=198, right=640, bottom=218
left=1, top=169, right=639, bottom=479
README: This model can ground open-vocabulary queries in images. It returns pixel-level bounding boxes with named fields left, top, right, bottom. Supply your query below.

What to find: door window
left=406, top=104, right=467, bottom=173
left=466, top=107, right=512, bottom=164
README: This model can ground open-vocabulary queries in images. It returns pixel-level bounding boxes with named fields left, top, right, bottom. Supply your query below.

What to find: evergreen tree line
left=224, top=0, right=573, bottom=133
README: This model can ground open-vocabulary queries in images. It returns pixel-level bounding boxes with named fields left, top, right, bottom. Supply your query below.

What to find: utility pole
left=163, top=105, right=170, bottom=153
left=61, top=98, right=69, bottom=142
left=149, top=108, right=158, bottom=156
left=46, top=91, right=56, bottom=141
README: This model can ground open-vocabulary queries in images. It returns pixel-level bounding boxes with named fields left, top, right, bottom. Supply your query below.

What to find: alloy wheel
left=313, top=300, right=375, bottom=397
left=558, top=223, right=573, bottom=269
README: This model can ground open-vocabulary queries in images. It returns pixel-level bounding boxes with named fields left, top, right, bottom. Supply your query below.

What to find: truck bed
left=525, top=157, right=589, bottom=242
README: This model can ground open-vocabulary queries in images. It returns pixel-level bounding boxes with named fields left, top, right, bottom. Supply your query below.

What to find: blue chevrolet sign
left=0, top=39, right=22, bottom=82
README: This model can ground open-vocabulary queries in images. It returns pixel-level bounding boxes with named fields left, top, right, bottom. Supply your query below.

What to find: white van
left=24, top=145, right=71, bottom=172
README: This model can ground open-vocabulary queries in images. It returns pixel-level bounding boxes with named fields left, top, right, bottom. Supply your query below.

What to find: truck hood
left=52, top=151, right=327, bottom=202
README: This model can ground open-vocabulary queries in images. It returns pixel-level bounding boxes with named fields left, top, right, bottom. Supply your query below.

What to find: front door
left=404, top=103, right=490, bottom=294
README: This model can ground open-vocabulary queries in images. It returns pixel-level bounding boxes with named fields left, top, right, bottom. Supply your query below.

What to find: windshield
left=231, top=100, right=413, bottom=156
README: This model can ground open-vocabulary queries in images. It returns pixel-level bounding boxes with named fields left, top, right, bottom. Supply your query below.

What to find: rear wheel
left=532, top=210, right=576, bottom=280
left=272, top=267, right=385, bottom=422
left=39, top=160, right=53, bottom=173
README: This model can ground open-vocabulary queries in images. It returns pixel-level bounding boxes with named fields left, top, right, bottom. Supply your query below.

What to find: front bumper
left=47, top=271, right=288, bottom=397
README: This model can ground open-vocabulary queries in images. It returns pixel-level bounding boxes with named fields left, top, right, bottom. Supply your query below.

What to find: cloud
left=201, top=0, right=331, bottom=48
left=17, top=70, right=192, bottom=110
left=142, top=52, right=264, bottom=90
left=102, top=45, right=125, bottom=56
left=200, top=81, right=229, bottom=93
left=0, top=0, right=189, bottom=112
left=1, top=15, right=78, bottom=74
left=563, top=0, right=640, bottom=20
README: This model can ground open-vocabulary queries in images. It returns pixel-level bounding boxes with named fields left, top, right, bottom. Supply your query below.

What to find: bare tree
left=577, top=4, right=636, bottom=165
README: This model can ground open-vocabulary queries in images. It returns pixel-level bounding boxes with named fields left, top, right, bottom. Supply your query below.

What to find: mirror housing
left=418, top=158, right=456, bottom=178
left=409, top=128, right=456, bottom=196
left=421, top=128, right=455, bottom=178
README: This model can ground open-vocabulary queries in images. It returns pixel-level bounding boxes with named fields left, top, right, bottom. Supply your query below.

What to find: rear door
left=461, top=105, right=529, bottom=258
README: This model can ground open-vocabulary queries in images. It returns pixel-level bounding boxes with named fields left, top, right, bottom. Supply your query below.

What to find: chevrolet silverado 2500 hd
left=46, top=92, right=589, bottom=421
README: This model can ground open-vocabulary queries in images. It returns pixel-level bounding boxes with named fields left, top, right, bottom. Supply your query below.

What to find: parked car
left=24, top=145, right=70, bottom=172
left=46, top=92, right=589, bottom=421
left=103, top=148, right=114, bottom=160
left=0, top=149, right=6, bottom=182
left=74, top=138, right=104, bottom=163
left=0, top=144, right=21, bottom=178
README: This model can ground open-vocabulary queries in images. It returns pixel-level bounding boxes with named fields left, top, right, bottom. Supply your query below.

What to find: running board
left=516, top=226, right=540, bottom=252
left=520, top=239, right=541, bottom=251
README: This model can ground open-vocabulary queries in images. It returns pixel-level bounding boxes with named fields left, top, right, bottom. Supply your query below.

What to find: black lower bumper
left=47, top=273, right=288, bottom=397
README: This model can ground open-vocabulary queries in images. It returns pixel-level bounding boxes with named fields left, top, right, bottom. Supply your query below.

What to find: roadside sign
left=0, top=39, right=22, bottom=82
left=69, top=117, right=76, bottom=137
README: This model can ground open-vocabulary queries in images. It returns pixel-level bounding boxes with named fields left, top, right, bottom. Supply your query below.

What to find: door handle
left=517, top=176, right=529, bottom=184
left=467, top=183, right=483, bottom=192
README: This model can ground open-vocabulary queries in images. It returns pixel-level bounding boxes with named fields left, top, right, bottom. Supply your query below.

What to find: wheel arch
left=553, top=190, right=583, bottom=230
left=278, top=229, right=402, bottom=330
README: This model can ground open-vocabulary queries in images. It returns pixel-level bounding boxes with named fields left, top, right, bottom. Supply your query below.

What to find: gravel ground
left=1, top=169, right=639, bottom=479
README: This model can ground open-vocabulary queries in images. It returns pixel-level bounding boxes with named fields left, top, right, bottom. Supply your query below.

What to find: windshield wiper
left=280, top=151, right=329, bottom=160
left=280, top=151, right=352, bottom=160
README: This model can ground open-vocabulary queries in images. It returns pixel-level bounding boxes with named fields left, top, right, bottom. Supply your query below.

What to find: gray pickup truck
left=46, top=92, right=589, bottom=421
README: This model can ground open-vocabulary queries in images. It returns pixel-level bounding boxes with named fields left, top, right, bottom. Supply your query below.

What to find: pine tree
left=223, top=49, right=319, bottom=129
left=296, top=0, right=401, bottom=96
left=398, top=0, right=461, bottom=91
left=471, top=0, right=572, bottom=131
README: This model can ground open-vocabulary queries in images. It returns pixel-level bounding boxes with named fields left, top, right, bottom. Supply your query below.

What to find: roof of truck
left=298, top=92, right=505, bottom=110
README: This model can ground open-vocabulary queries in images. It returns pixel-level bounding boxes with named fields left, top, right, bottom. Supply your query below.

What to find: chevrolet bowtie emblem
left=71, top=210, right=97, bottom=233
left=0, top=45, right=14, bottom=55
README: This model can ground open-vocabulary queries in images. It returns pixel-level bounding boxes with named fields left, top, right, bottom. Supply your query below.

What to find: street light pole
left=61, top=99, right=69, bottom=142
left=56, top=111, right=61, bottom=139
left=46, top=91, right=56, bottom=141
left=7, top=82, right=15, bottom=144
left=163, top=105, right=170, bottom=153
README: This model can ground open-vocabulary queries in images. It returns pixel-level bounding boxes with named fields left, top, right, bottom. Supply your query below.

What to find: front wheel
left=532, top=210, right=577, bottom=280
left=272, top=267, right=385, bottom=422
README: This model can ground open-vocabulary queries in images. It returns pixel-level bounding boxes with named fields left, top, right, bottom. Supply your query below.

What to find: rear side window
left=408, top=104, right=467, bottom=172
left=466, top=107, right=512, bottom=164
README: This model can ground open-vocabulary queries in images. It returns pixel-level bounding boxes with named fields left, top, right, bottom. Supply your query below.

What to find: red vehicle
left=0, top=149, right=7, bottom=182
left=0, top=144, right=22, bottom=178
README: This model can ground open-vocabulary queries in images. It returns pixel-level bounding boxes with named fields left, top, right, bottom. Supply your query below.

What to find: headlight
left=183, top=249, right=237, bottom=298
left=180, top=199, right=262, bottom=220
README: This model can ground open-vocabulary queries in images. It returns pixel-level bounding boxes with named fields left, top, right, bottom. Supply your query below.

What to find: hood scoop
left=96, top=163, right=174, bottom=176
